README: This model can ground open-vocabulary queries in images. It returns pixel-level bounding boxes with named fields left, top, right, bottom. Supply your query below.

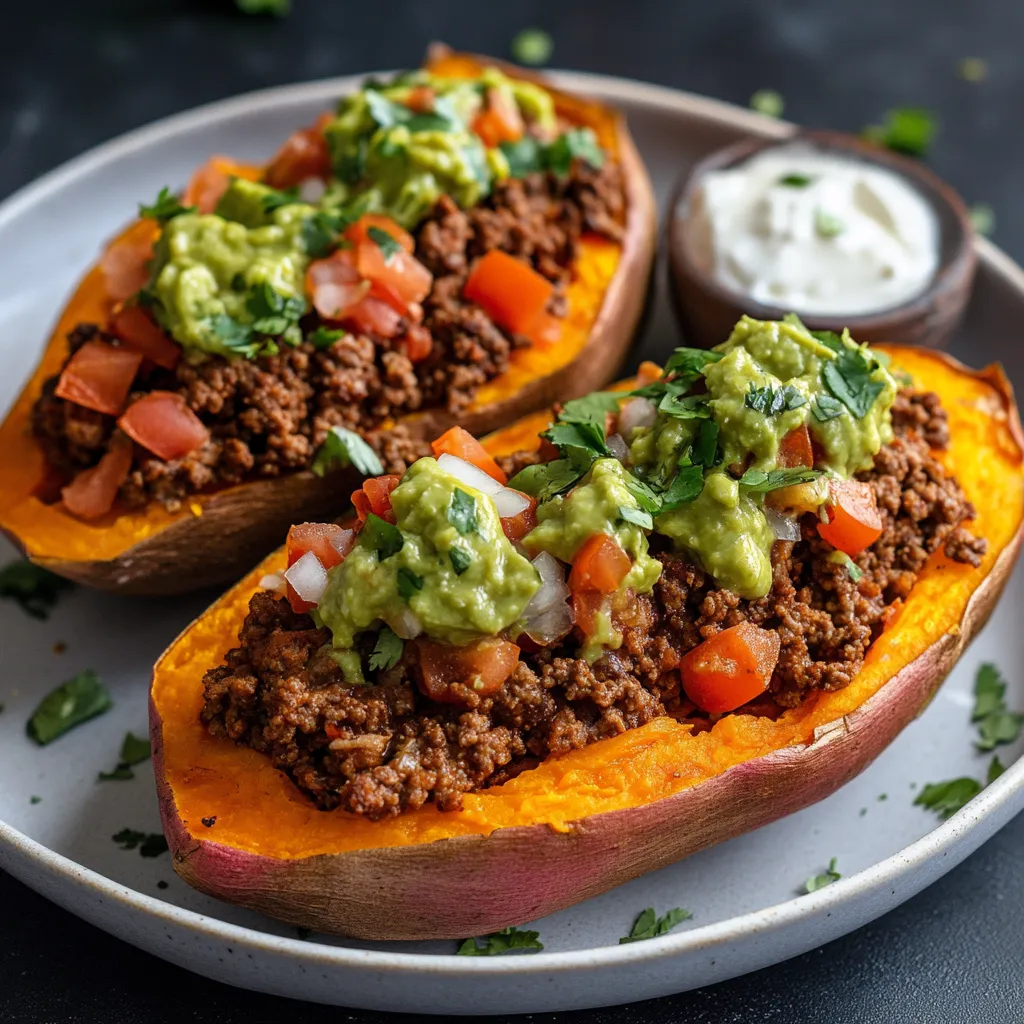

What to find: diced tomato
left=636, top=360, right=663, bottom=386
left=401, top=324, right=433, bottom=363
left=55, top=340, right=143, bottom=416
left=463, top=250, right=555, bottom=342
left=778, top=425, right=813, bottom=469
left=264, top=124, right=331, bottom=189
left=343, top=295, right=405, bottom=339
left=99, top=220, right=159, bottom=302
left=430, top=426, right=508, bottom=484
left=416, top=637, right=520, bottom=704
left=306, top=249, right=371, bottom=321
left=500, top=493, right=538, bottom=543
left=569, top=533, right=632, bottom=596
left=183, top=156, right=262, bottom=214
left=351, top=474, right=401, bottom=525
left=117, top=391, right=209, bottom=461
left=405, top=85, right=436, bottom=114
left=817, top=478, right=883, bottom=556
left=61, top=434, right=133, bottom=521
left=110, top=305, right=181, bottom=370
left=471, top=87, right=525, bottom=148
left=680, top=621, right=781, bottom=714
left=287, top=522, right=353, bottom=570
left=344, top=214, right=415, bottom=254
left=571, top=589, right=607, bottom=637
left=355, top=241, right=432, bottom=311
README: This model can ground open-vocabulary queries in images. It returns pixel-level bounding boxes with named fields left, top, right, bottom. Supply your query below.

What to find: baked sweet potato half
left=0, top=48, right=655, bottom=594
left=151, top=343, right=1023, bottom=939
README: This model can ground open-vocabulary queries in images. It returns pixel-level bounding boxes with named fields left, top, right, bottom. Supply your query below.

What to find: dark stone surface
left=2, top=1, right=1023, bottom=1021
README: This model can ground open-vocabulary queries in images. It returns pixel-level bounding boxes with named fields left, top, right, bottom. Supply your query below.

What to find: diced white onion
left=259, top=572, right=287, bottom=595
left=606, top=432, right=630, bottom=463
left=618, top=397, right=657, bottom=437
left=765, top=506, right=801, bottom=542
left=330, top=527, right=356, bottom=558
left=298, top=177, right=326, bottom=203
left=390, top=606, right=423, bottom=640
left=525, top=599, right=576, bottom=646
left=436, top=453, right=502, bottom=495
left=522, top=552, right=570, bottom=618
left=283, top=551, right=328, bottom=605
left=493, top=487, right=531, bottom=518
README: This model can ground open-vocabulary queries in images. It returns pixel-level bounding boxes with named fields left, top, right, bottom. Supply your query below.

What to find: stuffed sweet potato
left=0, top=47, right=655, bottom=594
left=151, top=319, right=1023, bottom=939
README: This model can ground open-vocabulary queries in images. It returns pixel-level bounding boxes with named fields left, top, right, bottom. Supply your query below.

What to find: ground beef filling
left=200, top=390, right=986, bottom=820
left=31, top=160, right=625, bottom=511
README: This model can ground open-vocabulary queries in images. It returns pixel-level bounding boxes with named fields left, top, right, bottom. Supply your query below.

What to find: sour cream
left=692, top=143, right=939, bottom=316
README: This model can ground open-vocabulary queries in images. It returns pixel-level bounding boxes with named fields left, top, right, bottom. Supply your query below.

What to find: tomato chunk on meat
left=430, top=426, right=508, bottom=484
left=55, top=340, right=143, bottom=416
left=343, top=215, right=415, bottom=255
left=61, top=435, right=134, bottom=521
left=354, top=241, right=432, bottom=311
left=416, top=637, right=520, bottom=704
left=680, top=621, right=782, bottom=714
left=778, top=424, right=814, bottom=469
left=568, top=533, right=632, bottom=635
left=287, top=522, right=354, bottom=571
left=110, top=305, right=181, bottom=370
left=183, top=156, right=262, bottom=214
left=817, top=478, right=883, bottom=556
left=471, top=87, right=525, bottom=148
left=306, top=249, right=371, bottom=321
left=351, top=474, right=401, bottom=525
left=117, top=391, right=209, bottom=462
left=500, top=494, right=538, bottom=543
left=264, top=124, right=331, bottom=189
left=463, top=250, right=555, bottom=342
left=99, top=220, right=159, bottom=302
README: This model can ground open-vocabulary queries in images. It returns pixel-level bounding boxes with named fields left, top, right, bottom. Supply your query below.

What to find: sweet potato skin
left=0, top=54, right=656, bottom=595
left=151, top=349, right=1024, bottom=940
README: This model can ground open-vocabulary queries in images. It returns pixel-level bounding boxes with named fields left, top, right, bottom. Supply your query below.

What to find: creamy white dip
left=692, top=143, right=939, bottom=316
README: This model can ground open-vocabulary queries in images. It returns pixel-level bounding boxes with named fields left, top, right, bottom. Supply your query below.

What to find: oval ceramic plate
left=1, top=72, right=1022, bottom=1016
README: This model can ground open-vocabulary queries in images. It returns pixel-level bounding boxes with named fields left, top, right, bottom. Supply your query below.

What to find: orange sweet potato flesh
left=0, top=49, right=655, bottom=594
left=151, top=347, right=1024, bottom=939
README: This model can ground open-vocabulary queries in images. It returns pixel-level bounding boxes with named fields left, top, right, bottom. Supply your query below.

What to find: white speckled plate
left=1, top=72, right=1023, bottom=1016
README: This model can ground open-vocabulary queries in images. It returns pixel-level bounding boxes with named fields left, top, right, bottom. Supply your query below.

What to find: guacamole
left=317, top=458, right=541, bottom=650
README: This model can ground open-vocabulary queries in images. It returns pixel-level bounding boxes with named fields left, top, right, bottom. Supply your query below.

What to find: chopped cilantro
left=828, top=550, right=863, bottom=583
left=662, top=346, right=724, bottom=381
left=744, top=382, right=807, bottom=415
left=558, top=392, right=621, bottom=433
left=449, top=547, right=473, bottom=575
left=814, top=209, right=846, bottom=238
left=822, top=345, right=886, bottom=419
left=301, top=207, right=354, bottom=259
left=619, top=906, right=692, bottom=944
left=245, top=281, right=305, bottom=337
left=27, top=670, right=112, bottom=746
left=750, top=89, right=784, bottom=118
left=361, top=514, right=404, bottom=560
left=969, top=202, right=995, bottom=236
left=138, top=186, right=195, bottom=223
left=545, top=128, right=605, bottom=176
left=511, top=28, right=553, bottom=66
left=457, top=926, right=543, bottom=956
left=804, top=857, right=841, bottom=893
left=369, top=626, right=403, bottom=672
left=779, top=173, right=813, bottom=187
left=914, top=777, right=981, bottom=820
left=659, top=465, right=705, bottom=510
left=447, top=489, right=478, bottom=535
left=396, top=567, right=424, bottom=601
left=205, top=314, right=263, bottom=359
left=98, top=731, right=152, bottom=782
left=977, top=711, right=1023, bottom=752
left=972, top=663, right=1023, bottom=751
left=988, top=755, right=1006, bottom=784
left=112, top=829, right=169, bottom=858
left=624, top=474, right=663, bottom=514
left=30, top=795, right=41, bottom=805
left=739, top=467, right=821, bottom=493
left=618, top=505, right=653, bottom=530
left=311, top=426, right=384, bottom=478
left=543, top=420, right=612, bottom=462
left=812, top=394, right=844, bottom=422
left=308, top=326, right=345, bottom=349
left=862, top=108, right=936, bottom=158
left=500, top=136, right=543, bottom=176
left=260, top=184, right=300, bottom=213
left=691, top=419, right=720, bottom=468
left=507, top=459, right=587, bottom=501
left=367, top=225, right=403, bottom=262
left=0, top=560, right=74, bottom=620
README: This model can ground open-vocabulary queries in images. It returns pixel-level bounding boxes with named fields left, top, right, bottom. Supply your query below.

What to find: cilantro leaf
left=624, top=474, right=663, bottom=514
left=779, top=173, right=813, bottom=188
left=972, top=663, right=1007, bottom=721
left=308, top=326, right=345, bottom=349
left=744, top=382, right=807, bottom=415
left=245, top=281, right=306, bottom=337
left=988, top=755, right=1006, bottom=784
left=557, top=392, right=621, bottom=432
left=261, top=185, right=300, bottom=213
left=369, top=626, right=403, bottom=672
left=545, top=128, right=604, bottom=175
left=543, top=420, right=611, bottom=460
left=98, top=732, right=152, bottom=782
left=397, top=567, right=424, bottom=600
left=618, top=505, right=653, bottom=530
left=449, top=547, right=473, bottom=575
left=311, top=427, right=384, bottom=478
left=863, top=107, right=936, bottom=158
left=914, top=777, right=982, bottom=820
left=205, top=314, right=261, bottom=358
left=508, top=459, right=587, bottom=501
left=619, top=906, right=692, bottom=944
left=457, top=926, right=544, bottom=956
left=367, top=225, right=403, bottom=262
left=659, top=465, right=705, bottom=511
left=804, top=857, right=841, bottom=893
left=691, top=419, right=720, bottom=469
left=812, top=394, right=845, bottom=422
left=27, top=670, right=112, bottom=746
left=138, top=186, right=195, bottom=223
left=112, top=829, right=169, bottom=858
left=447, top=489, right=478, bottom=535
left=362, top=514, right=403, bottom=560
left=658, top=391, right=710, bottom=420
left=822, top=347, right=886, bottom=419
left=976, top=711, right=1023, bottom=752
left=811, top=329, right=844, bottom=352
left=500, top=137, right=544, bottom=177
left=0, top=560, right=74, bottom=620
left=739, top=467, right=821, bottom=492
left=301, top=207, right=358, bottom=259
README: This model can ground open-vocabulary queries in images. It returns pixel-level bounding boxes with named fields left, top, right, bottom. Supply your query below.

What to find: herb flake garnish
left=659, top=465, right=705, bottom=510
left=739, top=467, right=821, bottom=493
left=822, top=344, right=887, bottom=419
left=812, top=394, right=845, bottom=422
left=744, top=382, right=807, bottom=415
left=369, top=626, right=403, bottom=672
left=914, top=777, right=982, bottom=820
left=138, top=186, right=196, bottom=223
left=260, top=184, right=300, bottom=213
left=804, top=857, right=841, bottom=893
left=545, top=128, right=605, bottom=175
left=507, top=458, right=587, bottom=502
left=362, top=514, right=403, bottom=561
left=862, top=108, right=937, bottom=158
left=779, top=173, right=813, bottom=188
left=619, top=906, right=692, bottom=944
left=308, top=326, right=345, bottom=349
left=457, top=926, right=544, bottom=956
left=511, top=27, right=553, bottom=65
left=112, top=829, right=169, bottom=858
left=447, top=489, right=479, bottom=536
left=27, top=670, right=112, bottom=746
left=367, top=225, right=403, bottom=262
left=396, top=567, right=424, bottom=601
left=972, top=663, right=1023, bottom=751
left=449, top=547, right=473, bottom=576
left=0, top=560, right=74, bottom=620
left=98, top=732, right=152, bottom=782
left=311, top=426, right=384, bottom=478
left=618, top=505, right=653, bottom=530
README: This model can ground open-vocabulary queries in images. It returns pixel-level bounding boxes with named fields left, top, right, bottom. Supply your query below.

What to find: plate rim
left=2, top=67, right=1022, bottom=977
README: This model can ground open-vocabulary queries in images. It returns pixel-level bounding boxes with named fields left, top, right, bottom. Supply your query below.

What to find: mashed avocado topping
left=317, top=458, right=540, bottom=650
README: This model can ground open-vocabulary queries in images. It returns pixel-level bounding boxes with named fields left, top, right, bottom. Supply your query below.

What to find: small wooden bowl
left=667, top=130, right=977, bottom=349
